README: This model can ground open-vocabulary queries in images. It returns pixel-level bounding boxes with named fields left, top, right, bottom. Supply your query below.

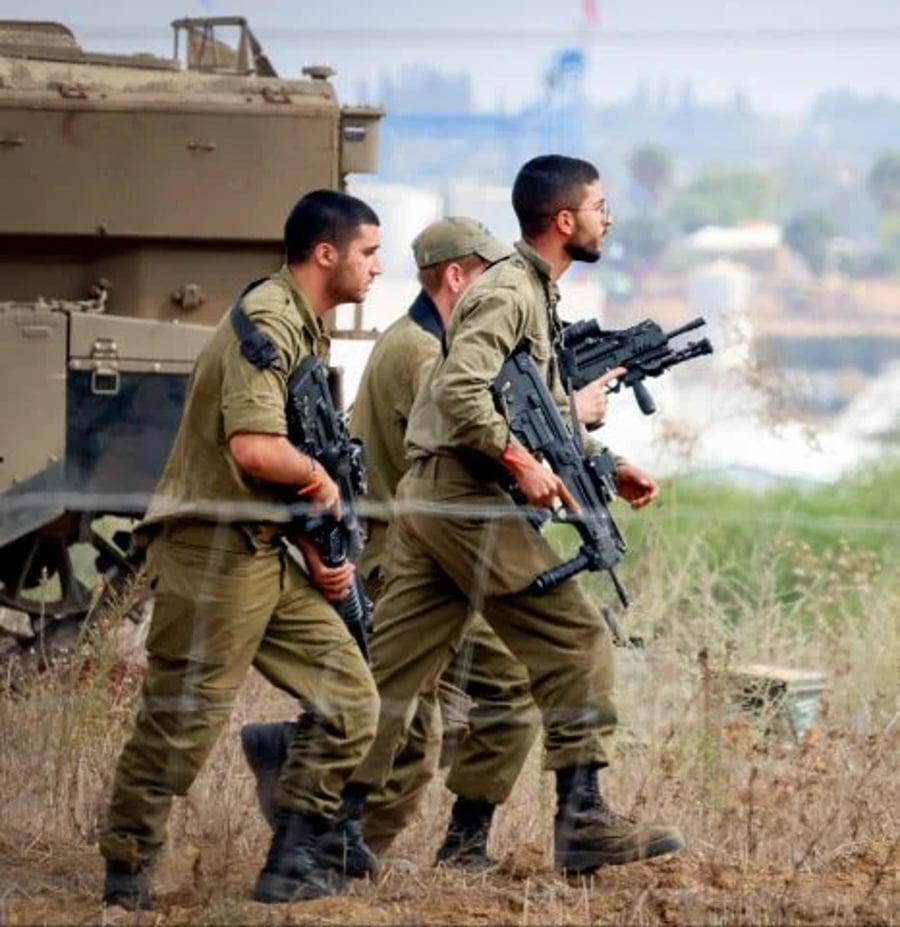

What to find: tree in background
left=867, top=151, right=900, bottom=214
left=611, top=213, right=673, bottom=272
left=843, top=152, right=900, bottom=276
left=876, top=212, right=900, bottom=273
left=669, top=166, right=781, bottom=232
left=626, top=144, right=674, bottom=209
left=783, top=212, right=836, bottom=276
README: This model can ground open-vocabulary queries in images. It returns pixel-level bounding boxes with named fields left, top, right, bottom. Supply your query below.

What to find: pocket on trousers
left=145, top=540, right=276, bottom=665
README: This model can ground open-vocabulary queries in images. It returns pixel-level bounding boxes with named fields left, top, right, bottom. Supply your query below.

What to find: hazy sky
left=3, top=0, right=899, bottom=114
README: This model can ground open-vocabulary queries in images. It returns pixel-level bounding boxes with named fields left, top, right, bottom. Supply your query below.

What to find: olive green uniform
left=100, top=268, right=378, bottom=863
left=349, top=294, right=540, bottom=851
left=350, top=241, right=617, bottom=798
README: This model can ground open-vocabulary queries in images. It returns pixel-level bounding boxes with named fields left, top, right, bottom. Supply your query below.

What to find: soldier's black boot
left=435, top=796, right=495, bottom=869
left=318, top=783, right=377, bottom=878
left=240, top=721, right=296, bottom=829
left=102, top=858, right=155, bottom=911
left=554, top=764, right=685, bottom=874
left=252, top=809, right=344, bottom=903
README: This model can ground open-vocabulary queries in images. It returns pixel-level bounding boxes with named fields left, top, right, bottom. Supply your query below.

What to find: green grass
left=646, top=462, right=899, bottom=557
left=551, top=463, right=899, bottom=633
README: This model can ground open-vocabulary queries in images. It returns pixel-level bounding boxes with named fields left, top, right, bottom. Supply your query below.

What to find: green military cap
left=412, top=216, right=512, bottom=269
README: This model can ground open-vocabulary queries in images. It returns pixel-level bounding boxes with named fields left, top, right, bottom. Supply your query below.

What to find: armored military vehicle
left=0, top=16, right=382, bottom=656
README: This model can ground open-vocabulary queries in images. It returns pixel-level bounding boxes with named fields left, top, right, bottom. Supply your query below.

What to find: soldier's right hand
left=573, top=366, right=626, bottom=428
left=501, top=443, right=581, bottom=515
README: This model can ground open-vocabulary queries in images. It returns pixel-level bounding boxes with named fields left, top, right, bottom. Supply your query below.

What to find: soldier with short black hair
left=100, top=189, right=383, bottom=909
left=335, top=155, right=685, bottom=875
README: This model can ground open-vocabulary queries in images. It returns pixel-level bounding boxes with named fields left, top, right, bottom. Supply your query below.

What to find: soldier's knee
left=335, top=670, right=380, bottom=755
left=357, top=677, right=381, bottom=744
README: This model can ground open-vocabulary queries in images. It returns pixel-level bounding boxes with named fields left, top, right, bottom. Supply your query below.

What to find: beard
left=326, top=263, right=367, bottom=305
left=565, top=241, right=602, bottom=264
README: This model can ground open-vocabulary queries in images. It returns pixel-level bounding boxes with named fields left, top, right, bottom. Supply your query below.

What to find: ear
left=312, top=240, right=338, bottom=270
left=554, top=208, right=575, bottom=236
left=445, top=262, right=464, bottom=293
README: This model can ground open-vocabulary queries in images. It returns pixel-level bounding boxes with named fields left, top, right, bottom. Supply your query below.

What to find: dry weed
left=1, top=536, right=897, bottom=925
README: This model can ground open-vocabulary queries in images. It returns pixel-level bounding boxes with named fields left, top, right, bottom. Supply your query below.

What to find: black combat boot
left=554, top=764, right=685, bottom=873
left=252, top=808, right=344, bottom=904
left=318, top=782, right=377, bottom=878
left=434, top=796, right=496, bottom=869
left=102, top=858, right=155, bottom=911
left=240, top=721, right=296, bottom=828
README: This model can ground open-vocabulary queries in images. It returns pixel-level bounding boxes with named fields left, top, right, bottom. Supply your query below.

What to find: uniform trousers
left=351, top=454, right=617, bottom=811
left=100, top=520, right=378, bottom=862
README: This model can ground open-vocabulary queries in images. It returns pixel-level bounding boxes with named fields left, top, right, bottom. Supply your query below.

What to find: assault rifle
left=558, top=316, right=713, bottom=418
left=492, top=350, right=629, bottom=607
left=285, top=356, right=371, bottom=662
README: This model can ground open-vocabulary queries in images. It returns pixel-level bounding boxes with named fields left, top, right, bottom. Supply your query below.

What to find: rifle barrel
left=665, top=316, right=706, bottom=340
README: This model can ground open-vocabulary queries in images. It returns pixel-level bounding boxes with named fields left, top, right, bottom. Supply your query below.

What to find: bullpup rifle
left=493, top=350, right=629, bottom=607
left=559, top=316, right=713, bottom=418
left=286, top=356, right=372, bottom=661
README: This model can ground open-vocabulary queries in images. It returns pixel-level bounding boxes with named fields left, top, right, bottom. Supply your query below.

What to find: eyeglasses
left=559, top=199, right=611, bottom=221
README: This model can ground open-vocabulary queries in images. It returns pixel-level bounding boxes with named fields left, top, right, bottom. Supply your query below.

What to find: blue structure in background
left=536, top=48, right=587, bottom=155
left=378, top=48, right=587, bottom=184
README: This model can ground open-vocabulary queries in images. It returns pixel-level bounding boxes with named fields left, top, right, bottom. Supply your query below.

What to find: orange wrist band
left=296, top=458, right=322, bottom=497
left=501, top=443, right=534, bottom=474
left=296, top=475, right=323, bottom=497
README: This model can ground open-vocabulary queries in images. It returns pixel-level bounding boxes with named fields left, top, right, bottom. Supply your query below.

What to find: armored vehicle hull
left=0, top=17, right=382, bottom=657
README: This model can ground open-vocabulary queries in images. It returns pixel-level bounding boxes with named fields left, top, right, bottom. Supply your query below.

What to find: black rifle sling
left=228, top=278, right=283, bottom=372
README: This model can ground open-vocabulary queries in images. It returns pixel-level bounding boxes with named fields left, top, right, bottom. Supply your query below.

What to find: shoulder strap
left=228, top=277, right=282, bottom=370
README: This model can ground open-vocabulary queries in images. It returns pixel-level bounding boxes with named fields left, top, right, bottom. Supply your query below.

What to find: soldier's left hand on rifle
left=295, top=535, right=356, bottom=602
left=614, top=462, right=658, bottom=510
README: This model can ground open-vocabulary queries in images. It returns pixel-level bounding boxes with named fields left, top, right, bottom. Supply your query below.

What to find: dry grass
left=1, top=528, right=898, bottom=925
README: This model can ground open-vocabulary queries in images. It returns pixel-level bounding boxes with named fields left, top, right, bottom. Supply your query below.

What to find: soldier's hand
left=296, top=537, right=355, bottom=602
left=615, top=462, right=658, bottom=510
left=573, top=366, right=626, bottom=428
left=502, top=443, right=581, bottom=515
left=297, top=466, right=342, bottom=520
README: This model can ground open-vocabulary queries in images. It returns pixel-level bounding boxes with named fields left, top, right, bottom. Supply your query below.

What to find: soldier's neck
left=429, top=289, right=455, bottom=329
left=523, top=235, right=571, bottom=282
left=288, top=265, right=335, bottom=317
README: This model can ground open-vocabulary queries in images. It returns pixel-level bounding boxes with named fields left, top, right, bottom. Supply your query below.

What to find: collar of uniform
left=514, top=239, right=553, bottom=279
left=514, top=240, right=560, bottom=307
left=276, top=264, right=328, bottom=340
left=407, top=289, right=445, bottom=341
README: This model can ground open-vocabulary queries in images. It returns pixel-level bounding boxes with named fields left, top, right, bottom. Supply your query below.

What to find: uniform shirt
left=142, top=266, right=329, bottom=527
left=350, top=290, right=445, bottom=572
left=406, top=239, right=571, bottom=463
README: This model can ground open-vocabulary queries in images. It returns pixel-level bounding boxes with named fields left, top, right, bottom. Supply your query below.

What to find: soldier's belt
left=159, top=518, right=282, bottom=551
left=408, top=451, right=505, bottom=485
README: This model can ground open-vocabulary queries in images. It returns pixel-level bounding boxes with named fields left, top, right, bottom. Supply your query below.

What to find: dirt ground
left=2, top=829, right=895, bottom=926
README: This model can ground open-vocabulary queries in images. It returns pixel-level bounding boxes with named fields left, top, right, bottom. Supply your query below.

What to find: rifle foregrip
left=633, top=380, right=657, bottom=415
left=530, top=550, right=592, bottom=593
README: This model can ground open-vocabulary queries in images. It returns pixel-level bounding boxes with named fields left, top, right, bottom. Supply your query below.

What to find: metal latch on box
left=90, top=337, right=120, bottom=395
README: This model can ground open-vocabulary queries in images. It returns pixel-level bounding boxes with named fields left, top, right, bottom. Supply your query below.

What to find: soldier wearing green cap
left=354, top=217, right=536, bottom=866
